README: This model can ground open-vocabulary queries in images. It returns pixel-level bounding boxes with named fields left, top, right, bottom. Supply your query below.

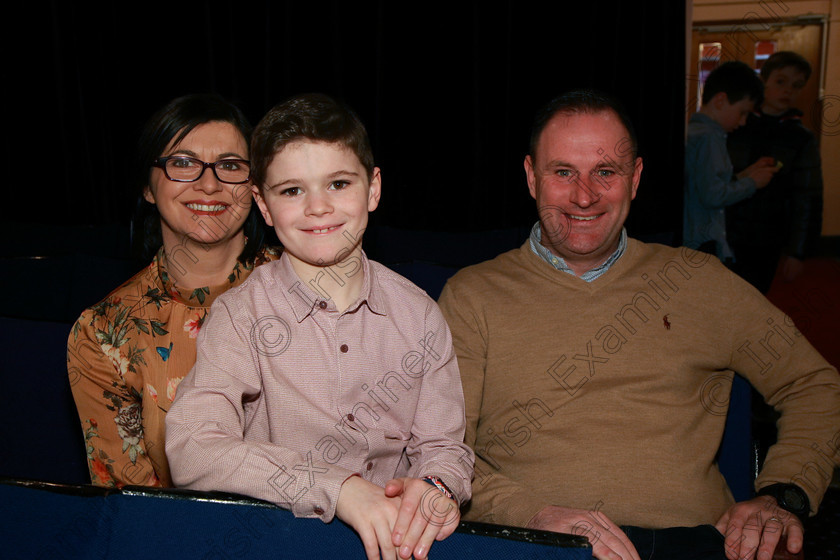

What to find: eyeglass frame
left=152, top=156, right=252, bottom=184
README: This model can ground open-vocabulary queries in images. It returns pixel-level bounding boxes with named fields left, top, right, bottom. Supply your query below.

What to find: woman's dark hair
left=131, top=93, right=264, bottom=262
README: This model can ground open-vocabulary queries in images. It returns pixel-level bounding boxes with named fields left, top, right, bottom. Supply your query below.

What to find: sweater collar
left=528, top=221, right=628, bottom=282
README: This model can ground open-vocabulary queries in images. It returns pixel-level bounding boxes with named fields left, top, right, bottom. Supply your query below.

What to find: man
left=438, top=90, right=840, bottom=560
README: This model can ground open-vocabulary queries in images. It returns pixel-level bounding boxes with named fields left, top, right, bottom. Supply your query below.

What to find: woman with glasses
left=67, top=94, right=279, bottom=488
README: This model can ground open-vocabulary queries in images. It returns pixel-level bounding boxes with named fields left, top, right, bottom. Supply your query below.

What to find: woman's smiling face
left=144, top=121, right=252, bottom=249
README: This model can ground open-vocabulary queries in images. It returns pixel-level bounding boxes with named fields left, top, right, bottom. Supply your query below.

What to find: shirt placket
left=333, top=309, right=373, bottom=478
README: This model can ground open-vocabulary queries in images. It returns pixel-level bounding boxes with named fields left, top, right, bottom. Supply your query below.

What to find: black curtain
left=7, top=1, right=685, bottom=242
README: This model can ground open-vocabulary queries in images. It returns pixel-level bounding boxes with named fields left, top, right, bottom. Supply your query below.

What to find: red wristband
left=422, top=476, right=455, bottom=502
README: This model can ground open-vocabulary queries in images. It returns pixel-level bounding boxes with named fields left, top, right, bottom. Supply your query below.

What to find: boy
left=166, top=93, right=474, bottom=560
left=684, top=60, right=778, bottom=260
left=727, top=51, right=823, bottom=293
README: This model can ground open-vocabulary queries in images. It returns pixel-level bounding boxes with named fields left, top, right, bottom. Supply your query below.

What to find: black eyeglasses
left=152, top=156, right=251, bottom=184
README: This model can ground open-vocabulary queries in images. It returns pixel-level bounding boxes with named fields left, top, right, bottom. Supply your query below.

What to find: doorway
left=690, top=20, right=823, bottom=135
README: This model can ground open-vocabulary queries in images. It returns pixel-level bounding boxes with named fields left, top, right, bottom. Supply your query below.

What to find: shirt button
left=313, top=506, right=324, bottom=515
left=318, top=301, right=327, bottom=309
left=347, top=413, right=355, bottom=422
left=366, top=462, right=373, bottom=471
left=340, top=344, right=349, bottom=353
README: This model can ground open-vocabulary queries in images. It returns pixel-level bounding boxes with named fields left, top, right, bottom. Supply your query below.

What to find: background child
left=166, top=93, right=473, bottom=560
left=727, top=51, right=824, bottom=293
left=684, top=60, right=778, bottom=260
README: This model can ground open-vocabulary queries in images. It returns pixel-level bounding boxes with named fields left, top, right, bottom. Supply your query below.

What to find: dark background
left=5, top=1, right=686, bottom=253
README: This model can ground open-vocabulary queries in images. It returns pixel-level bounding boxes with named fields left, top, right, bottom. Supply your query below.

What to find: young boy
left=166, top=93, right=474, bottom=560
left=684, top=60, right=778, bottom=260
left=726, top=51, right=824, bottom=293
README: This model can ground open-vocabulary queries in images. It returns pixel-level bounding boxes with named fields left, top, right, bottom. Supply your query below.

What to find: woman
left=67, top=94, right=279, bottom=487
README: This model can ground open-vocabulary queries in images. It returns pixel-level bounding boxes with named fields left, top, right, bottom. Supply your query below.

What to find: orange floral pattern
left=68, top=246, right=279, bottom=487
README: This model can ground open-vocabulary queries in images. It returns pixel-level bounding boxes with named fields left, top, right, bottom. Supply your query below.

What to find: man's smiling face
left=525, top=110, right=642, bottom=276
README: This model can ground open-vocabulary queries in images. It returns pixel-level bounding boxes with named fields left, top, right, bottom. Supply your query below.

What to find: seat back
left=718, top=374, right=756, bottom=502
left=0, top=317, right=90, bottom=484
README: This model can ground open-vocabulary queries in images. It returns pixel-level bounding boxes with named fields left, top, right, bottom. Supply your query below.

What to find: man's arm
left=715, top=267, right=840, bottom=560
left=438, top=277, right=641, bottom=560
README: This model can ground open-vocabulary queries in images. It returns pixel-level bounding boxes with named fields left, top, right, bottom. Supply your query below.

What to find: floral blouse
left=67, top=246, right=279, bottom=487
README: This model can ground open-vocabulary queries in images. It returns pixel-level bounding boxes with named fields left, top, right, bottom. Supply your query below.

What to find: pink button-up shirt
left=166, top=251, right=473, bottom=521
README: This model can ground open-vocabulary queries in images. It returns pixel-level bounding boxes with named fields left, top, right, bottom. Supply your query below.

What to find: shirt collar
left=529, top=221, right=627, bottom=282
left=276, top=251, right=385, bottom=322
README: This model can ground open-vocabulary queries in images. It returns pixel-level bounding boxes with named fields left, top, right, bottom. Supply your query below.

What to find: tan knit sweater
left=438, top=239, right=840, bottom=528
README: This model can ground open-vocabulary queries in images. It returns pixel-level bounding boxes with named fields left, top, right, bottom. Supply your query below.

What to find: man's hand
left=526, top=505, right=641, bottom=560
left=715, top=495, right=804, bottom=560
left=385, top=477, right=460, bottom=559
left=336, top=475, right=402, bottom=560
left=736, top=156, right=778, bottom=189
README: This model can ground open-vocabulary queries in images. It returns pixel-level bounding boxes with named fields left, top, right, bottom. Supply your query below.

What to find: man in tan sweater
left=438, top=90, right=840, bottom=560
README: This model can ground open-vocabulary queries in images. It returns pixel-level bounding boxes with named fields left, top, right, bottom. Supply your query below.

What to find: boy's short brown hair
left=250, top=93, right=375, bottom=190
left=760, top=51, right=811, bottom=82
left=701, top=61, right=764, bottom=106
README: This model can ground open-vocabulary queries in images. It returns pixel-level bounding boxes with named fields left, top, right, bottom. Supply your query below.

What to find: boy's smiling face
left=253, top=140, right=381, bottom=278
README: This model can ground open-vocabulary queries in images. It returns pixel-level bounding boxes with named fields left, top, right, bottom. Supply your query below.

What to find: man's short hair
left=701, top=61, right=764, bottom=106
left=760, top=51, right=812, bottom=82
left=529, top=89, right=639, bottom=159
left=251, top=93, right=375, bottom=190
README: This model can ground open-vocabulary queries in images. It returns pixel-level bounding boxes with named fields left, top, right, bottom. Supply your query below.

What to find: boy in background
left=684, top=61, right=778, bottom=260
left=166, top=93, right=473, bottom=560
left=727, top=51, right=823, bottom=293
